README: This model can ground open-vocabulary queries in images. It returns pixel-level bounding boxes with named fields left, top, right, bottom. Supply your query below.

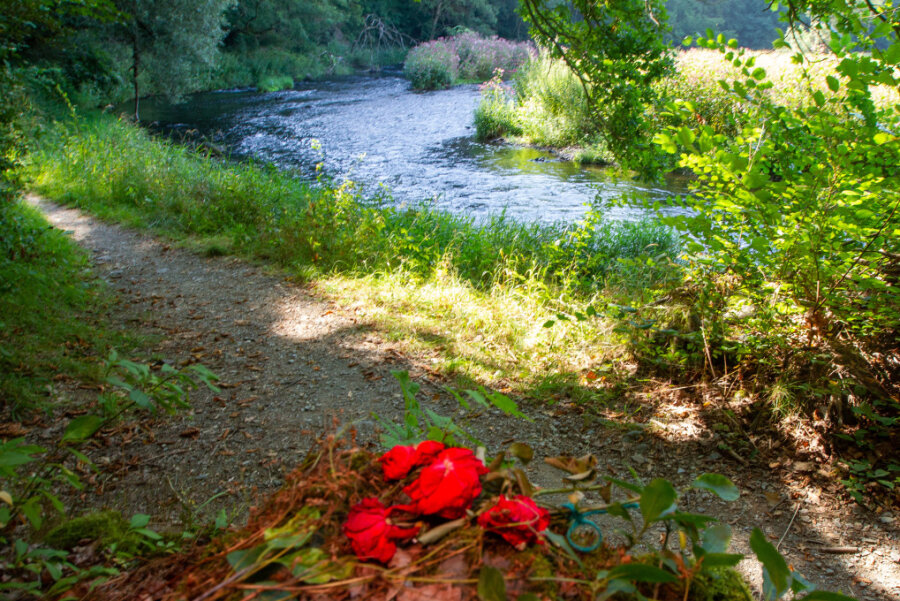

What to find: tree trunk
left=131, top=25, right=140, bottom=121
left=430, top=0, right=444, bottom=39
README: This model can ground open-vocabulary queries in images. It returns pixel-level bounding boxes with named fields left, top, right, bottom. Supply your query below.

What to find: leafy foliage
left=519, top=0, right=674, bottom=174
left=648, top=1, right=900, bottom=500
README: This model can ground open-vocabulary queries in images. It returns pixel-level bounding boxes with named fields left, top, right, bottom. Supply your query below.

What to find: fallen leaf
left=179, top=427, right=200, bottom=438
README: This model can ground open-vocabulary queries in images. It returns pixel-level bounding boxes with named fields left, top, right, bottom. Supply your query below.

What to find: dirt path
left=30, top=196, right=899, bottom=599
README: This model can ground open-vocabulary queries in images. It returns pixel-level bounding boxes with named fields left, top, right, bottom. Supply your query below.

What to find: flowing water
left=138, top=71, right=688, bottom=223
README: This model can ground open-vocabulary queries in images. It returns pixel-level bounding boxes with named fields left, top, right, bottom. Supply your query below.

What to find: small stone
left=879, top=514, right=895, bottom=524
left=631, top=454, right=648, bottom=465
left=707, top=451, right=722, bottom=461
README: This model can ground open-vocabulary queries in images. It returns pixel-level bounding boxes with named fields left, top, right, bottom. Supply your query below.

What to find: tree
left=519, top=0, right=674, bottom=174
left=224, top=0, right=361, bottom=53
left=115, top=0, right=235, bottom=120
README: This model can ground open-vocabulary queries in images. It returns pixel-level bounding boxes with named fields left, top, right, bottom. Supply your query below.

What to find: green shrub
left=403, top=40, right=459, bottom=90
left=256, top=74, right=294, bottom=92
left=474, top=76, right=521, bottom=140
left=510, top=51, right=595, bottom=147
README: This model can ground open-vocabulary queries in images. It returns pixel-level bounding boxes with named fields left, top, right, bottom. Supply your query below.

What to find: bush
left=450, top=31, right=533, bottom=82
left=404, top=33, right=532, bottom=91
left=474, top=76, right=521, bottom=140
left=256, top=74, right=294, bottom=92
left=403, top=40, right=459, bottom=90
left=510, top=51, right=595, bottom=147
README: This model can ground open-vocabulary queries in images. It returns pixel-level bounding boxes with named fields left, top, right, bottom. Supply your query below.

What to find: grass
left=23, top=114, right=680, bottom=397
left=256, top=75, right=294, bottom=93
left=0, top=199, right=131, bottom=415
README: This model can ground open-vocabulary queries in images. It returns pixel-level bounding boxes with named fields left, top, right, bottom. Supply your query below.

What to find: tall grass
left=24, top=115, right=679, bottom=391
left=474, top=51, right=605, bottom=159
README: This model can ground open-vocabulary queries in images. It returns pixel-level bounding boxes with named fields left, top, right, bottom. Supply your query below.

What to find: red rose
left=477, top=495, right=550, bottom=550
left=379, top=445, right=417, bottom=480
left=403, top=447, right=488, bottom=519
left=379, top=441, right=447, bottom=481
left=412, top=440, right=446, bottom=465
left=343, top=498, right=418, bottom=563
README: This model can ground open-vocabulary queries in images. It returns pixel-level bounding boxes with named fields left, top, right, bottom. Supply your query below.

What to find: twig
left=776, top=504, right=800, bottom=550
left=719, top=444, right=749, bottom=466
left=814, top=546, right=861, bottom=554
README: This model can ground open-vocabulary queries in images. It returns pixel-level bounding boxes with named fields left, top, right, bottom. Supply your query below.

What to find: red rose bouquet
left=345, top=443, right=548, bottom=563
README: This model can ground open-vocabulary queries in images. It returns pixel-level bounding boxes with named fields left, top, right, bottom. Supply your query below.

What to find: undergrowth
left=0, top=200, right=130, bottom=415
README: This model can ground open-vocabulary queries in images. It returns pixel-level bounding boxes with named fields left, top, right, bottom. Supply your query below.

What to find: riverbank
left=24, top=114, right=678, bottom=395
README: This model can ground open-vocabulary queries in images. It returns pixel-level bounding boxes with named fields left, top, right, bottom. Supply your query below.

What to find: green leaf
left=483, top=389, right=531, bottom=422
left=227, top=545, right=269, bottom=571
left=640, top=478, right=677, bottom=523
left=692, top=474, right=739, bottom=501
left=676, top=127, right=696, bottom=147
left=607, top=563, right=677, bottom=583
left=802, top=592, right=858, bottom=601
left=62, top=415, right=104, bottom=443
left=825, top=76, right=839, bottom=92
left=750, top=528, right=791, bottom=600
left=0, top=451, right=38, bottom=468
left=21, top=497, right=43, bottom=529
left=700, top=553, right=744, bottom=568
left=701, top=524, right=733, bottom=553
left=134, top=527, right=162, bottom=540
left=543, top=530, right=585, bottom=567
left=873, top=132, right=895, bottom=145
left=477, top=565, right=507, bottom=601
left=542, top=319, right=555, bottom=328
left=884, top=42, right=900, bottom=65
left=129, top=388, right=153, bottom=410
left=130, top=513, right=151, bottom=528
left=605, top=477, right=642, bottom=494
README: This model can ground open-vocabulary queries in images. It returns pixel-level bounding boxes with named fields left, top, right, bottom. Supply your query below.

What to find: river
left=137, top=71, right=687, bottom=224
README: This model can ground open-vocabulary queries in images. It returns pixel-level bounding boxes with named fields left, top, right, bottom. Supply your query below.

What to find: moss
left=44, top=510, right=141, bottom=555
left=690, top=567, right=754, bottom=601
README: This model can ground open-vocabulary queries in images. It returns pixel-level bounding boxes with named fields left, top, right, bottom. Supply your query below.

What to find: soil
left=26, top=196, right=900, bottom=599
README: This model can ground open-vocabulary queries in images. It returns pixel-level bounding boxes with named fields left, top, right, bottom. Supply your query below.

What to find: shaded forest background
left=7, top=0, right=784, bottom=109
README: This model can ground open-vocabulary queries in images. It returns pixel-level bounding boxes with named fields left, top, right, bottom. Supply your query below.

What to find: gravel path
left=30, top=196, right=899, bottom=599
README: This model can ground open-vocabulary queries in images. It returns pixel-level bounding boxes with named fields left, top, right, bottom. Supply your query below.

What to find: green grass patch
left=0, top=199, right=130, bottom=415
left=256, top=75, right=294, bottom=93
